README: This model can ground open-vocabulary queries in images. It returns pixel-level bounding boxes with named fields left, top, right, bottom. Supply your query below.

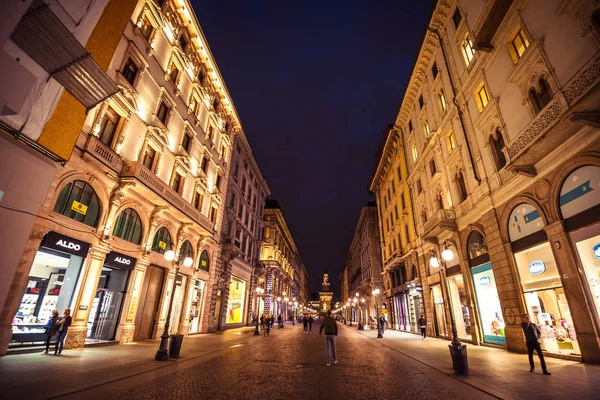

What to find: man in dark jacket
left=319, top=310, right=338, bottom=365
left=521, top=314, right=551, bottom=375
left=307, top=315, right=314, bottom=333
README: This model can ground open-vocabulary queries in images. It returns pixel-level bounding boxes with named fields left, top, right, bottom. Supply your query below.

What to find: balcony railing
left=81, top=134, right=123, bottom=172
left=120, top=161, right=214, bottom=233
left=423, top=209, right=457, bottom=237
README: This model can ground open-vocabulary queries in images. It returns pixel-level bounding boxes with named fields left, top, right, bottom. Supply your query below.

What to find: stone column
left=155, top=267, right=176, bottom=337
left=0, top=223, right=48, bottom=355
left=179, top=275, right=195, bottom=335
left=116, top=259, right=149, bottom=344
left=65, top=245, right=110, bottom=349
left=545, top=221, right=600, bottom=363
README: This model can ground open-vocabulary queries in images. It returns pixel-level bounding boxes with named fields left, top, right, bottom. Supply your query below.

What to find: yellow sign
left=158, top=241, right=167, bottom=249
left=71, top=200, right=88, bottom=215
left=201, top=260, right=207, bottom=267
left=381, top=309, right=388, bottom=314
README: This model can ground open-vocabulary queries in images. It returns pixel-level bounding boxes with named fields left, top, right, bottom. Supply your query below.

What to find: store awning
left=10, top=0, right=118, bottom=110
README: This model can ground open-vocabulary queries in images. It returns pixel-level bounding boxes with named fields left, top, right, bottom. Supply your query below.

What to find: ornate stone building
left=339, top=203, right=383, bottom=325
left=218, top=133, right=270, bottom=329
left=258, top=199, right=306, bottom=320
left=371, top=0, right=600, bottom=363
left=2, top=0, right=268, bottom=354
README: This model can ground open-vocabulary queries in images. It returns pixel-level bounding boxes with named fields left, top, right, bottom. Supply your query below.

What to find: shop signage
left=71, top=200, right=88, bottom=215
left=594, top=244, right=600, bottom=260
left=158, top=240, right=167, bottom=250
left=479, top=276, right=490, bottom=286
left=42, top=231, right=90, bottom=258
left=198, top=250, right=210, bottom=271
left=78, top=305, right=88, bottom=311
left=528, top=261, right=546, bottom=275
left=105, top=251, right=136, bottom=270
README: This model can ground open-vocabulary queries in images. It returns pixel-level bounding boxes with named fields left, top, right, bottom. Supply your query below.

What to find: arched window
left=489, top=130, right=507, bottom=171
left=455, top=171, right=468, bottom=203
left=152, top=227, right=172, bottom=254
left=113, top=208, right=143, bottom=244
left=53, top=180, right=100, bottom=227
left=467, top=231, right=488, bottom=260
left=179, top=240, right=194, bottom=263
left=529, top=78, right=553, bottom=114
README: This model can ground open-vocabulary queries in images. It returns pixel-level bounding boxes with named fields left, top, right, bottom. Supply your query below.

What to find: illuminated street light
left=156, top=250, right=193, bottom=361
left=372, top=288, right=382, bottom=338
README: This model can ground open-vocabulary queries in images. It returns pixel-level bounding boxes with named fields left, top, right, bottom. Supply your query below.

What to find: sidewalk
left=0, top=326, right=256, bottom=400
left=352, top=326, right=599, bottom=399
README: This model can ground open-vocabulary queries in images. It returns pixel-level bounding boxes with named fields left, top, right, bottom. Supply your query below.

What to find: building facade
left=219, top=133, right=270, bottom=329
left=339, top=203, right=384, bottom=325
left=2, top=0, right=268, bottom=354
left=258, top=199, right=306, bottom=321
left=0, top=0, right=139, bottom=353
left=371, top=0, right=600, bottom=363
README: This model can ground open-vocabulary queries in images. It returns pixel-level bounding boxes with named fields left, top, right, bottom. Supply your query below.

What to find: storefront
left=408, top=285, right=423, bottom=334
left=467, top=231, right=506, bottom=345
left=11, top=232, right=89, bottom=347
left=431, top=284, right=447, bottom=337
left=509, top=203, right=580, bottom=355
left=87, top=251, right=135, bottom=342
left=226, top=276, right=246, bottom=324
left=444, top=244, right=471, bottom=339
left=562, top=166, right=600, bottom=326
left=188, top=279, right=206, bottom=334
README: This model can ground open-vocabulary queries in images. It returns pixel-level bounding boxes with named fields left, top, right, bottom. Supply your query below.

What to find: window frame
left=113, top=208, right=143, bottom=244
left=53, top=180, right=101, bottom=227
left=461, top=33, right=476, bottom=66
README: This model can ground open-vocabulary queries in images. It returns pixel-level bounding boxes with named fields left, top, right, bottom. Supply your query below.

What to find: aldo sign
left=41, top=231, right=90, bottom=258
left=105, top=251, right=136, bottom=270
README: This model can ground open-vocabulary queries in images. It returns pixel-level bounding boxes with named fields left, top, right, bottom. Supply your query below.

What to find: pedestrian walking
left=521, top=314, right=551, bottom=375
left=43, top=309, right=59, bottom=354
left=308, top=315, right=314, bottom=333
left=260, top=314, right=265, bottom=330
left=277, top=313, right=283, bottom=328
left=418, top=314, right=427, bottom=340
left=319, top=310, right=338, bottom=366
left=264, top=314, right=271, bottom=336
left=54, top=308, right=72, bottom=355
left=303, top=315, right=308, bottom=333
left=379, top=315, right=386, bottom=334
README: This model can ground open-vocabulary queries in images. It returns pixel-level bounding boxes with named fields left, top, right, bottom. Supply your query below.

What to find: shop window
left=227, top=276, right=246, bottom=324
left=438, top=90, right=447, bottom=111
left=140, top=15, right=153, bottom=40
left=98, top=107, right=120, bottom=147
left=113, top=208, right=143, bottom=244
left=179, top=240, right=194, bottom=263
left=152, top=226, right=172, bottom=254
left=529, top=78, right=553, bottom=115
left=156, top=101, right=170, bottom=125
left=461, top=33, right=475, bottom=66
left=447, top=131, right=456, bottom=152
left=53, top=180, right=101, bottom=227
left=455, top=171, right=468, bottom=203
left=508, top=26, right=530, bottom=64
left=142, top=145, right=157, bottom=171
left=489, top=130, right=507, bottom=171
left=475, top=82, right=490, bottom=112
left=121, top=58, right=139, bottom=86
left=467, top=231, right=488, bottom=260
left=452, top=8, right=462, bottom=28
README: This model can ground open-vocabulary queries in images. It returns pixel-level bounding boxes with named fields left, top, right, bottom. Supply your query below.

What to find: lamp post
left=277, top=297, right=282, bottom=328
left=429, top=242, right=469, bottom=375
left=293, top=300, right=298, bottom=325
left=372, top=288, right=383, bottom=338
left=155, top=250, right=193, bottom=361
left=284, top=296, right=289, bottom=323
left=359, top=298, right=366, bottom=330
left=253, top=287, right=264, bottom=335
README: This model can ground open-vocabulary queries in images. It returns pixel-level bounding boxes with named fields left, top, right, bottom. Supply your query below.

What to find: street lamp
left=155, top=250, right=193, bottom=361
left=359, top=298, right=366, bottom=330
left=254, top=287, right=265, bottom=335
left=372, top=288, right=382, bottom=338
left=284, top=296, right=289, bottom=323
left=429, top=242, right=469, bottom=375
left=293, top=301, right=298, bottom=325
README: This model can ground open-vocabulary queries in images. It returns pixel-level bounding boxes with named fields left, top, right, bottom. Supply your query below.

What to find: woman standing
left=418, top=314, right=427, bottom=340
left=43, top=309, right=59, bottom=354
left=54, top=308, right=72, bottom=355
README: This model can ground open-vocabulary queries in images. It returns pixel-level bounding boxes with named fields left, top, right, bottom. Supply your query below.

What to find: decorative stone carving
left=563, top=55, right=600, bottom=105
left=534, top=179, right=551, bottom=200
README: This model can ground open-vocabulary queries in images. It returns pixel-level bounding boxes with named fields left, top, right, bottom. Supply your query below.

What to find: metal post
left=155, top=265, right=179, bottom=361
left=254, top=294, right=260, bottom=335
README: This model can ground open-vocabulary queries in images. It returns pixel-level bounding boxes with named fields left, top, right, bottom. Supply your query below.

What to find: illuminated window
left=508, top=26, right=530, bottom=63
left=438, top=90, right=447, bottom=111
left=423, top=120, right=430, bottom=135
left=140, top=15, right=153, bottom=40
left=168, top=63, right=179, bottom=82
left=447, top=131, right=457, bottom=152
left=476, top=83, right=490, bottom=112
left=461, top=33, right=476, bottom=66
left=412, top=144, right=418, bottom=161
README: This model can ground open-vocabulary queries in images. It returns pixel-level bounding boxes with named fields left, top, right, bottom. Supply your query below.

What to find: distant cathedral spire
left=322, top=273, right=330, bottom=291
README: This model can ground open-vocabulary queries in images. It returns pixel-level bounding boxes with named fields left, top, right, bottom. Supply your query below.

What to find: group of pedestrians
left=43, top=308, right=72, bottom=355
left=302, top=315, right=314, bottom=333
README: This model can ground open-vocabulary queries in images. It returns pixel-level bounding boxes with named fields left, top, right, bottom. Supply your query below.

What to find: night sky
left=191, top=1, right=434, bottom=299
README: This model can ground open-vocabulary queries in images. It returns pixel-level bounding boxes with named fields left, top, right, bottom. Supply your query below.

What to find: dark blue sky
left=192, top=1, right=434, bottom=298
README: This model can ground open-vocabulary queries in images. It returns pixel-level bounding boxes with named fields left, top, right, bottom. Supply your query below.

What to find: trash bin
left=448, top=343, right=469, bottom=375
left=169, top=334, right=184, bottom=358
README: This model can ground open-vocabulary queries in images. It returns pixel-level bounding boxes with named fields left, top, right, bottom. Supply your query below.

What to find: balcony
left=120, top=161, right=214, bottom=233
left=80, top=134, right=123, bottom=172
left=423, top=209, right=457, bottom=240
